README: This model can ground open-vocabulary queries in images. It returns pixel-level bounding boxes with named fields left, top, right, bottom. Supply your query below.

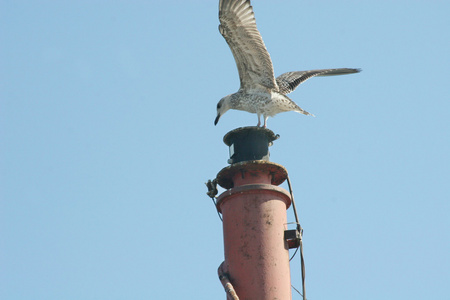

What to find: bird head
left=214, top=95, right=232, bottom=125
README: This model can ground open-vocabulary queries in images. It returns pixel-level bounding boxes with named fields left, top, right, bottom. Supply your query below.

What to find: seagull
left=214, top=0, right=360, bottom=128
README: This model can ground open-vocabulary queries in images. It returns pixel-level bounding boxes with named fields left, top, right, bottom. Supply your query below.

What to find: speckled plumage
left=214, top=0, right=360, bottom=127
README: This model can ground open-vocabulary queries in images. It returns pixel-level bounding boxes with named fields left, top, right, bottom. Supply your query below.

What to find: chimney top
left=223, top=126, right=280, bottom=164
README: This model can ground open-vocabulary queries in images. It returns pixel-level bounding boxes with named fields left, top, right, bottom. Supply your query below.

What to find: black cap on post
left=223, top=126, right=280, bottom=164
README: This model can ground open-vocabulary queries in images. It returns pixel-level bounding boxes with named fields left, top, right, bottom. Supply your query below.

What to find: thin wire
left=206, top=179, right=223, bottom=221
left=289, top=246, right=299, bottom=261
left=211, top=197, right=223, bottom=221
left=286, top=175, right=301, bottom=228
left=291, top=284, right=304, bottom=298
left=287, top=173, right=306, bottom=300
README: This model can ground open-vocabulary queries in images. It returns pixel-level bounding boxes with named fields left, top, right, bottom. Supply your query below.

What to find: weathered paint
left=216, top=164, right=292, bottom=300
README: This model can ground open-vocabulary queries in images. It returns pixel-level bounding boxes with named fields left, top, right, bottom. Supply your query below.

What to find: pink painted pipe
left=217, top=166, right=292, bottom=300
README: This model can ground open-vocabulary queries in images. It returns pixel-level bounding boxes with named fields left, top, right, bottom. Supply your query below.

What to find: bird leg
left=262, top=116, right=268, bottom=128
left=257, top=114, right=261, bottom=127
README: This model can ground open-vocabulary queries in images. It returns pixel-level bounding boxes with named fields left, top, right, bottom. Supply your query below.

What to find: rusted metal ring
left=216, top=183, right=292, bottom=212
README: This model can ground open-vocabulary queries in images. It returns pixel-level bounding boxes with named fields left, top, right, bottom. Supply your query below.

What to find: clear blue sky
left=2, top=1, right=449, bottom=299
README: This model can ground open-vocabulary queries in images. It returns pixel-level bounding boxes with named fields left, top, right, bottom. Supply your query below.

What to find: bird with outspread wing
left=214, top=0, right=360, bottom=127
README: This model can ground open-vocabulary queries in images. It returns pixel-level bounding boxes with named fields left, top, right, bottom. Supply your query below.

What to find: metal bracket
left=284, top=229, right=301, bottom=249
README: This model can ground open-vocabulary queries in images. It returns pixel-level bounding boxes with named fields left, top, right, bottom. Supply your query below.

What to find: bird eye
left=217, top=103, right=221, bottom=109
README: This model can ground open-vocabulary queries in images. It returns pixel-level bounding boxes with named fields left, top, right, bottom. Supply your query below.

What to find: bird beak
left=214, top=114, right=221, bottom=126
